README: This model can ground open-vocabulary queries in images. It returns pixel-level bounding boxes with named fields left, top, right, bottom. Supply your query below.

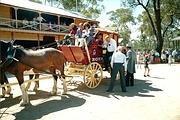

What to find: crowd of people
left=65, top=22, right=179, bottom=93
left=104, top=39, right=179, bottom=93
left=67, top=22, right=97, bottom=46
left=136, top=48, right=179, bottom=66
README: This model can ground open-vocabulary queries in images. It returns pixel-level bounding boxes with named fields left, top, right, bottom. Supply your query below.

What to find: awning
left=0, top=0, right=98, bottom=22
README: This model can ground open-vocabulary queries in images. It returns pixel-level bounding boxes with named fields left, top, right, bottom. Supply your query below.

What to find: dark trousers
left=126, top=71, right=134, bottom=86
left=107, top=63, right=126, bottom=92
left=104, top=51, right=113, bottom=70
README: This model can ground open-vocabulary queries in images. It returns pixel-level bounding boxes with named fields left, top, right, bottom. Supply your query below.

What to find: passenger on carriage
left=82, top=22, right=96, bottom=46
left=75, top=23, right=84, bottom=46
left=69, top=23, right=78, bottom=36
left=82, top=22, right=90, bottom=38
left=76, top=23, right=83, bottom=38
left=103, top=34, right=117, bottom=71
left=69, top=23, right=78, bottom=45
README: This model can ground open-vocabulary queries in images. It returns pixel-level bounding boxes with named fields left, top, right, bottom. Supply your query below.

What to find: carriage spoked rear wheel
left=84, top=62, right=103, bottom=88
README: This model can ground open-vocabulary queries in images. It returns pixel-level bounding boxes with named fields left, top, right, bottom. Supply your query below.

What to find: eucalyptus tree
left=123, top=0, right=180, bottom=55
left=107, top=8, right=134, bottom=45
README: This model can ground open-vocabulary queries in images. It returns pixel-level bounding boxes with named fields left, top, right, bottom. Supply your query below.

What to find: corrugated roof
left=0, top=0, right=97, bottom=22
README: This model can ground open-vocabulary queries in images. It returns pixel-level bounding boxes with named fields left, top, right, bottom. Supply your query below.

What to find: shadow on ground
left=11, top=94, right=85, bottom=120
left=0, top=90, right=85, bottom=109
left=72, top=78, right=163, bottom=98
left=0, top=90, right=53, bottom=108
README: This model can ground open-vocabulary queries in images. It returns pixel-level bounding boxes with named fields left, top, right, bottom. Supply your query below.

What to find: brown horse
left=0, top=40, right=67, bottom=106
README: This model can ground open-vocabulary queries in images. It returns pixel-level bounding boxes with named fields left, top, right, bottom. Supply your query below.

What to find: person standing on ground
left=144, top=52, right=150, bottom=77
left=168, top=49, right=173, bottom=66
left=172, top=49, right=177, bottom=63
left=106, top=46, right=127, bottom=92
left=125, top=45, right=136, bottom=86
left=136, top=50, right=142, bottom=69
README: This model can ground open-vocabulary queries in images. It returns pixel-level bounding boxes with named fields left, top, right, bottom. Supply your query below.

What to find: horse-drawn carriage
left=58, top=28, right=119, bottom=88
left=0, top=28, right=119, bottom=105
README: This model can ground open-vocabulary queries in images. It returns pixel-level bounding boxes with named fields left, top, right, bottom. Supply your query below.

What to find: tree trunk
left=154, top=0, right=163, bottom=56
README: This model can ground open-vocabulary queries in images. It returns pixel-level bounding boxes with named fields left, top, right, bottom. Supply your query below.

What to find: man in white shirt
left=106, top=46, right=127, bottom=92
left=104, top=35, right=117, bottom=71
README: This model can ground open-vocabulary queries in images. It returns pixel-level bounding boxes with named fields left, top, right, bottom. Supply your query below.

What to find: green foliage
left=107, top=8, right=134, bottom=25
left=107, top=8, right=134, bottom=45
left=123, top=0, right=180, bottom=53
left=32, top=0, right=104, bottom=19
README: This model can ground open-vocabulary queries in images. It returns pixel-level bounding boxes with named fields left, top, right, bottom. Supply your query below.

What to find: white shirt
left=107, top=38, right=117, bottom=52
left=82, top=29, right=90, bottom=38
left=161, top=54, right=166, bottom=59
left=111, top=51, right=127, bottom=71
left=172, top=50, right=177, bottom=56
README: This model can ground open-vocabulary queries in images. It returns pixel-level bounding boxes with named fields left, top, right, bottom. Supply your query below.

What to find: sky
left=97, top=0, right=144, bottom=39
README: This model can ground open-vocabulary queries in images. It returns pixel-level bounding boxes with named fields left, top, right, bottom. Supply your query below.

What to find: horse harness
left=1, top=45, right=72, bottom=78
left=0, top=45, right=16, bottom=68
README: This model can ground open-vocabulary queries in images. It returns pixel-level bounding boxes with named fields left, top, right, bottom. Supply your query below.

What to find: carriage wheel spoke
left=94, top=79, right=98, bottom=85
left=86, top=79, right=91, bottom=85
left=84, top=62, right=103, bottom=88
left=91, top=80, right=94, bottom=87
left=95, top=64, right=99, bottom=70
left=89, top=80, right=93, bottom=87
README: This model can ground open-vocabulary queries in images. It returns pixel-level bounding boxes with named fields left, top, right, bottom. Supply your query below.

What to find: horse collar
left=0, top=46, right=17, bottom=68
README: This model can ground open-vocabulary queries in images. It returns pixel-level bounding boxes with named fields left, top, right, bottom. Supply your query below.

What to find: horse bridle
left=0, top=43, right=16, bottom=68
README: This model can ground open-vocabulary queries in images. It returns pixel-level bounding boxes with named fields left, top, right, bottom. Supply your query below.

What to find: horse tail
left=53, top=50, right=66, bottom=78
left=61, top=63, right=66, bottom=79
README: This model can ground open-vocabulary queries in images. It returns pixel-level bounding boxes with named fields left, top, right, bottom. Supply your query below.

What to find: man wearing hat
left=126, top=44, right=136, bottom=86
left=104, top=35, right=117, bottom=71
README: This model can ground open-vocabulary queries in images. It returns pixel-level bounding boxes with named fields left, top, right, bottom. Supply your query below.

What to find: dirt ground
left=0, top=64, right=180, bottom=120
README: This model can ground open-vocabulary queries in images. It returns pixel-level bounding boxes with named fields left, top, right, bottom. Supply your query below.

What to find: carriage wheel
left=84, top=62, right=103, bottom=88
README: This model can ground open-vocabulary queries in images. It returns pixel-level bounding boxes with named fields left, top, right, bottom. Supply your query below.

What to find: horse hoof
left=0, top=95, right=5, bottom=98
left=20, top=101, right=30, bottom=106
